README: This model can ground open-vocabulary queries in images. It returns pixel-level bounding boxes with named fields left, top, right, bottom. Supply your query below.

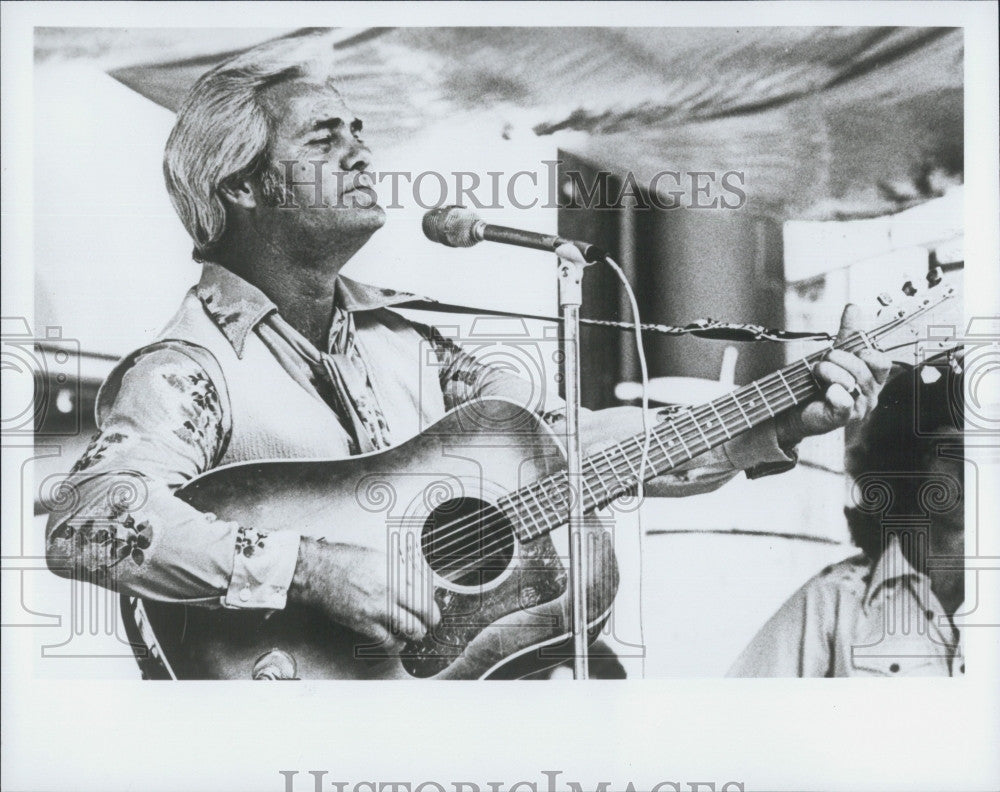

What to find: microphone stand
left=554, top=242, right=592, bottom=680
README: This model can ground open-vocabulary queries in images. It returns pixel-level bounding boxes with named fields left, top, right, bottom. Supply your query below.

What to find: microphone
left=422, top=205, right=606, bottom=264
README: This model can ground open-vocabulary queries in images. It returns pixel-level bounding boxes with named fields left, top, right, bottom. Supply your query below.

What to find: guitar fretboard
left=498, top=329, right=879, bottom=542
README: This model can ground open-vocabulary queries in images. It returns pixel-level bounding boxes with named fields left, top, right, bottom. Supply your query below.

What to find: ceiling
left=40, top=26, right=964, bottom=221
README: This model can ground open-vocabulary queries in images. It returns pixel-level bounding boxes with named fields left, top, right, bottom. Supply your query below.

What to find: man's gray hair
left=163, top=38, right=320, bottom=261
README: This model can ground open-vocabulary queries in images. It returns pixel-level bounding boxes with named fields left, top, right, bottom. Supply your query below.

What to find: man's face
left=254, top=77, right=386, bottom=258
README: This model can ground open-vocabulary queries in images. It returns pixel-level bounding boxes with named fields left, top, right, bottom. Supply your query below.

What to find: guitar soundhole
left=421, top=498, right=515, bottom=587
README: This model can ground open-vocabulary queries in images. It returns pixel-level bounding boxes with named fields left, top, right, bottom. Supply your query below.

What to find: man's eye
left=308, top=136, right=335, bottom=147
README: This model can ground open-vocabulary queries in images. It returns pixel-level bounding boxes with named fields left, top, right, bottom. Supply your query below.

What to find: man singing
left=45, top=39, right=890, bottom=677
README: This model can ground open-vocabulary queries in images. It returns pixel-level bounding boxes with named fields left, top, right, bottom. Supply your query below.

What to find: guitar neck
left=493, top=280, right=955, bottom=543
left=500, top=329, right=877, bottom=543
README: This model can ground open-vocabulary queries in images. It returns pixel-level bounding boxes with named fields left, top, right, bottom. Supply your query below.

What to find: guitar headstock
left=868, top=268, right=961, bottom=364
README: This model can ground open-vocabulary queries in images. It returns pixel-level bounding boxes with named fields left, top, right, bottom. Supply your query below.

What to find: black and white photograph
left=2, top=2, right=998, bottom=791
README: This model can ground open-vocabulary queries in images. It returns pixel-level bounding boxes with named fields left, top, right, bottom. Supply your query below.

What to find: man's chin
left=298, top=199, right=382, bottom=224
left=340, top=191, right=385, bottom=225
left=332, top=203, right=386, bottom=242
left=354, top=202, right=387, bottom=231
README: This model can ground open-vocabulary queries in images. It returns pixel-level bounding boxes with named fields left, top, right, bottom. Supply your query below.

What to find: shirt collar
left=334, top=274, right=421, bottom=313
left=864, top=534, right=928, bottom=608
left=195, top=263, right=276, bottom=358
left=195, top=262, right=421, bottom=358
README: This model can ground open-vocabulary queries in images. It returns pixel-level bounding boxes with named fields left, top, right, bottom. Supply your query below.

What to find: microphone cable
left=601, top=253, right=651, bottom=679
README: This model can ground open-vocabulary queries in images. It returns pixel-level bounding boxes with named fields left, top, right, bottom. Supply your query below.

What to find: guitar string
left=434, top=369, right=815, bottom=574
left=431, top=343, right=916, bottom=577
left=428, top=342, right=838, bottom=557
left=415, top=315, right=920, bottom=577
left=434, top=308, right=941, bottom=579
left=432, top=378, right=813, bottom=581
left=513, top=359, right=819, bottom=523
left=431, top=298, right=933, bottom=560
left=423, top=349, right=830, bottom=571
left=439, top=300, right=931, bottom=556
left=425, top=340, right=853, bottom=568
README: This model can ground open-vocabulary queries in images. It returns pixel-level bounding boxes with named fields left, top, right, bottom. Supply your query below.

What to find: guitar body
left=141, top=399, right=619, bottom=680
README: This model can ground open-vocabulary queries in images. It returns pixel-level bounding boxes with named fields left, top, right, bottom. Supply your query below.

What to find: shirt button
left=925, top=609, right=935, bottom=621
left=239, top=587, right=251, bottom=602
left=960, top=664, right=965, bottom=674
left=889, top=663, right=900, bottom=673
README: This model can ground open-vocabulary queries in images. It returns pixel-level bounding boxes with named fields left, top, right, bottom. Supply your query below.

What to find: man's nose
left=340, top=143, right=373, bottom=174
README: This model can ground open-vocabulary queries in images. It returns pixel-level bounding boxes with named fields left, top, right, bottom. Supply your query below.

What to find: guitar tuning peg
left=877, top=293, right=893, bottom=307
left=926, top=266, right=943, bottom=287
left=901, top=280, right=917, bottom=297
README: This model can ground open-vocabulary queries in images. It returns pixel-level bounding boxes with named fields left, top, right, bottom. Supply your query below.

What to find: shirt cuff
left=223, top=525, right=301, bottom=610
left=722, top=420, right=798, bottom=480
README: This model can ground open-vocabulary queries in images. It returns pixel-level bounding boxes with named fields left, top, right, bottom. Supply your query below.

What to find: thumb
left=836, top=303, right=862, bottom=344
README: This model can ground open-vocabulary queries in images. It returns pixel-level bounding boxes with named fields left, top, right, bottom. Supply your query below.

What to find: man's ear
left=218, top=176, right=258, bottom=210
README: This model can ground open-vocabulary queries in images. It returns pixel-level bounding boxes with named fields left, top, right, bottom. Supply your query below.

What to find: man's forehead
left=262, top=78, right=353, bottom=130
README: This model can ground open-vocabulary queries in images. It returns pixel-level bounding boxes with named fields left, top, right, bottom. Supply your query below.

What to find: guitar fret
left=671, top=422, right=692, bottom=457
left=523, top=485, right=547, bottom=518
left=633, top=437, right=658, bottom=477
left=549, top=476, right=570, bottom=509
left=535, top=482, right=563, bottom=525
left=776, top=370, right=797, bottom=403
left=519, top=488, right=549, bottom=536
left=524, top=484, right=544, bottom=509
left=687, top=412, right=711, bottom=448
left=731, top=392, right=753, bottom=429
left=507, top=501, right=537, bottom=540
left=620, top=443, right=641, bottom=477
left=708, top=402, right=732, bottom=439
left=802, top=357, right=817, bottom=379
left=540, top=487, right=568, bottom=527
left=579, top=472, right=599, bottom=508
left=601, top=452, right=631, bottom=492
left=548, top=475, right=587, bottom=525
left=652, top=431, right=675, bottom=467
left=586, top=458, right=616, bottom=500
left=600, top=449, right=623, bottom=486
left=752, top=381, right=775, bottom=417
